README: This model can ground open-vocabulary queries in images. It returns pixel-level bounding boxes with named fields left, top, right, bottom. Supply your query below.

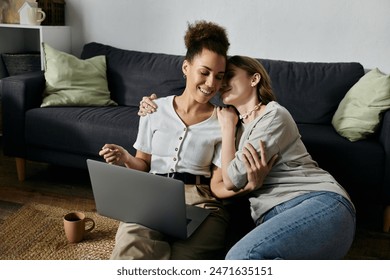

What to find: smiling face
left=220, top=64, right=255, bottom=107
left=182, top=48, right=226, bottom=104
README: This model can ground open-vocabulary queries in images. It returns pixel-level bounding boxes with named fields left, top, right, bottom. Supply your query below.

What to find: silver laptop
left=86, top=159, right=210, bottom=239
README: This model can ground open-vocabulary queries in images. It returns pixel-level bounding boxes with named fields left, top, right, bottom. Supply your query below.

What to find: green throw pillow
left=332, top=68, right=390, bottom=142
left=41, top=43, right=117, bottom=107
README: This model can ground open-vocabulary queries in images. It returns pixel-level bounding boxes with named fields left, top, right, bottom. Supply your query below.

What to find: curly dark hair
left=184, top=20, right=230, bottom=62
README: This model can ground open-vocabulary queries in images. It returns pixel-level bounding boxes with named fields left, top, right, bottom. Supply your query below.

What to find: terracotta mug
left=63, top=212, right=95, bottom=243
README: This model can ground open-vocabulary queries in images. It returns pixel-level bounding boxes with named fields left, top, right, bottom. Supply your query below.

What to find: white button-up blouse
left=134, top=96, right=222, bottom=177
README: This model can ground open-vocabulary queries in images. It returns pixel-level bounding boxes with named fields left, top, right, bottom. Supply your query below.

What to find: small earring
left=183, top=74, right=186, bottom=79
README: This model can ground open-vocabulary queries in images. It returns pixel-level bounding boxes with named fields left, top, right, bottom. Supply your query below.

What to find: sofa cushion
left=81, top=42, right=186, bottom=107
left=25, top=106, right=140, bottom=157
left=260, top=59, right=364, bottom=124
left=41, top=43, right=117, bottom=107
left=332, top=68, right=390, bottom=142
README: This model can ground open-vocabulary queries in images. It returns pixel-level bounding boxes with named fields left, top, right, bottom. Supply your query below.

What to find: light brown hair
left=228, top=56, right=276, bottom=104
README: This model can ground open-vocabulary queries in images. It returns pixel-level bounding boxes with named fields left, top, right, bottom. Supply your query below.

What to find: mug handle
left=37, top=10, right=46, bottom=23
left=84, top=217, right=95, bottom=232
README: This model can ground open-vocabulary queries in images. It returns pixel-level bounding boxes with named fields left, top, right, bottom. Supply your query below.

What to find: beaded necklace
left=239, top=102, right=262, bottom=120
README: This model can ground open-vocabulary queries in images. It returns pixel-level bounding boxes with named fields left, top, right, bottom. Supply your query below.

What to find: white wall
left=65, top=0, right=390, bottom=73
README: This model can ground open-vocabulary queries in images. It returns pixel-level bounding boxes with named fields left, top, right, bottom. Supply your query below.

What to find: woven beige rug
left=0, top=203, right=119, bottom=260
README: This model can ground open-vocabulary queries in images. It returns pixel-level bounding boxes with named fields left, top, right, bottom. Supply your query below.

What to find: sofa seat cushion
left=298, top=123, right=384, bottom=200
left=25, top=106, right=140, bottom=157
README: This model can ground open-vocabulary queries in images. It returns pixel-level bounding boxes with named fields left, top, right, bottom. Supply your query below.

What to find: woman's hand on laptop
left=138, top=93, right=158, bottom=116
left=99, top=144, right=130, bottom=166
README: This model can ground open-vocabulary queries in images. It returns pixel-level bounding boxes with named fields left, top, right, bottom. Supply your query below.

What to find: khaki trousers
left=110, top=184, right=229, bottom=260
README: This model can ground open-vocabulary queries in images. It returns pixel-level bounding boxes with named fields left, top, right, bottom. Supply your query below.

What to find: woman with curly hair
left=99, top=21, right=269, bottom=260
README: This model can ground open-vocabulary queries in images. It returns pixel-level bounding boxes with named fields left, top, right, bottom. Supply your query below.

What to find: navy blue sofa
left=1, top=42, right=389, bottom=231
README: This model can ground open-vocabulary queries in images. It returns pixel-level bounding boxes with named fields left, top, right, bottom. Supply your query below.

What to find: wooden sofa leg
left=384, top=205, right=390, bottom=233
left=15, top=157, right=26, bottom=182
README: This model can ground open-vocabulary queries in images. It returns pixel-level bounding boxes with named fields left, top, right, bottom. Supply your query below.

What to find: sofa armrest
left=0, top=71, right=45, bottom=157
left=379, top=109, right=390, bottom=202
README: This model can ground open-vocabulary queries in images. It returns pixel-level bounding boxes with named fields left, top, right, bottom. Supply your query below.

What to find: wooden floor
left=1, top=137, right=390, bottom=259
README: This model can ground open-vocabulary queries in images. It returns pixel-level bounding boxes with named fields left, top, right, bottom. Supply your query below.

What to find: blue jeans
left=225, top=191, right=356, bottom=260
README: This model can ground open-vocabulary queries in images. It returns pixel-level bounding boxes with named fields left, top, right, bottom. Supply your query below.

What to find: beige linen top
left=227, top=101, right=353, bottom=223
